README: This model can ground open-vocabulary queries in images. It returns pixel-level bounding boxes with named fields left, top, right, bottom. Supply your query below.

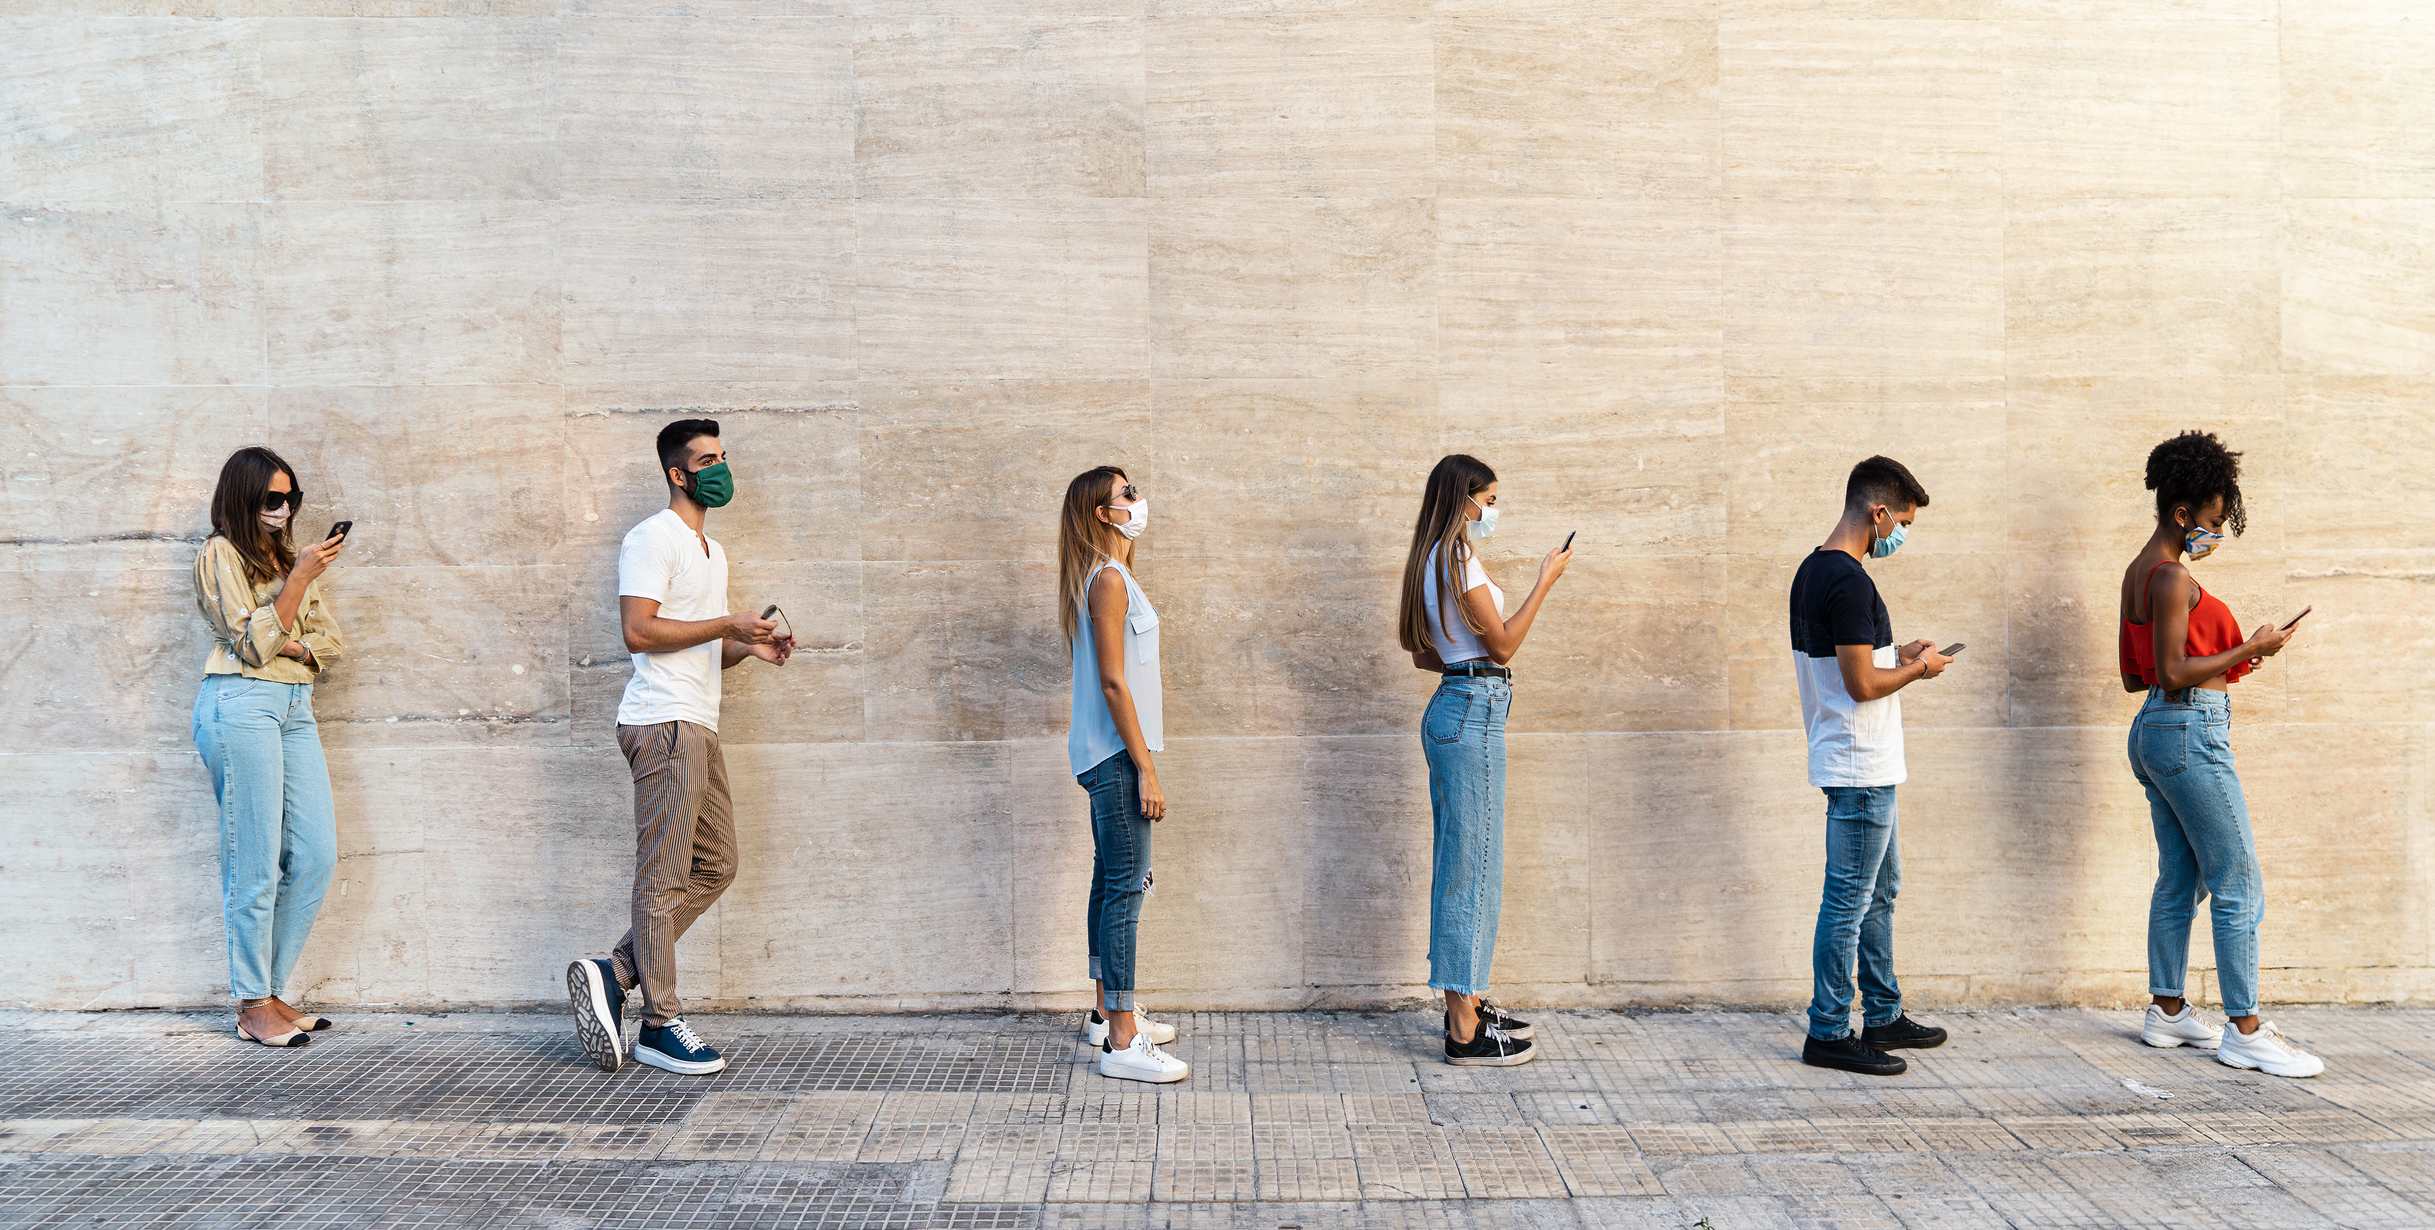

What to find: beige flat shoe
left=236, top=1018, right=310, bottom=1048
left=271, top=997, right=333, bottom=1031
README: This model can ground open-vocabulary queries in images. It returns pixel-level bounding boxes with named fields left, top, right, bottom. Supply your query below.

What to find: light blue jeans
left=1080, top=749, right=1151, bottom=1013
left=1809, top=785, right=1903, bottom=1041
left=1423, top=675, right=1510, bottom=996
left=191, top=675, right=337, bottom=1002
left=2129, top=686, right=2261, bottom=1017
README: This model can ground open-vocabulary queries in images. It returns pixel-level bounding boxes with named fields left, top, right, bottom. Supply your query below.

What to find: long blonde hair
left=1397, top=454, right=1497, bottom=654
left=1058, top=466, right=1133, bottom=646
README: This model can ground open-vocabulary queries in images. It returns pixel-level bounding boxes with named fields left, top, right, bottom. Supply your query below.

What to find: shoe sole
left=1445, top=1046, right=1538, bottom=1067
left=2142, top=1031, right=2221, bottom=1050
left=566, top=961, right=622, bottom=1074
left=1098, top=1062, right=1189, bottom=1083
left=2216, top=1051, right=2322, bottom=1079
left=1803, top=1054, right=1908, bottom=1076
left=633, top=1044, right=726, bottom=1075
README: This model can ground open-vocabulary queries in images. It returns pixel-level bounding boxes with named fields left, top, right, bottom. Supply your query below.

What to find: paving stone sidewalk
left=4, top=1005, right=2433, bottom=1228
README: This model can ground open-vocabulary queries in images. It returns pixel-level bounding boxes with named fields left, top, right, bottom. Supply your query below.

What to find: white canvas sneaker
left=1098, top=1032, right=1190, bottom=1084
left=2141, top=1003, right=2223, bottom=1050
left=2215, top=1021, right=2325, bottom=1078
left=1084, top=1008, right=1176, bottom=1048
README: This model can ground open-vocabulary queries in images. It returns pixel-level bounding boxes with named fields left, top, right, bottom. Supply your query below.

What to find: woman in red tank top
left=2117, top=431, right=2316, bottom=1077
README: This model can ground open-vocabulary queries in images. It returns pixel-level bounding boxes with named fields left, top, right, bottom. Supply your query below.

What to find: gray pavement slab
left=1, top=1005, right=2431, bottom=1227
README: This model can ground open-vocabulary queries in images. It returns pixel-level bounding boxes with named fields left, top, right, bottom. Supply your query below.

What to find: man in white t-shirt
left=567, top=419, right=790, bottom=1077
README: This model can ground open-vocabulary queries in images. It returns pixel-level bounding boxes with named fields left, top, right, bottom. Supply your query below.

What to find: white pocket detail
left=1128, top=610, right=1160, bottom=665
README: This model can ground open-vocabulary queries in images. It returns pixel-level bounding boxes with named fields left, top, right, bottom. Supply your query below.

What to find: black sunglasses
left=261, top=490, right=302, bottom=512
left=1110, top=484, right=1140, bottom=504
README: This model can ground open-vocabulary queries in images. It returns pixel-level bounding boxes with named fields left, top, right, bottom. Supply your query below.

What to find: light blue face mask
left=1871, top=512, right=1908, bottom=559
left=1466, top=495, right=1499, bottom=540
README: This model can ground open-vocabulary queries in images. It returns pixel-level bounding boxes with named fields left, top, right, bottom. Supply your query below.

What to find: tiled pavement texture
left=6, top=1007, right=2435, bottom=1228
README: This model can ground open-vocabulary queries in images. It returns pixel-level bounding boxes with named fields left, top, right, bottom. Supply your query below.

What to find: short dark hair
left=1844, top=455, right=1930, bottom=514
left=656, top=419, right=720, bottom=483
left=2145, top=430, right=2245, bottom=537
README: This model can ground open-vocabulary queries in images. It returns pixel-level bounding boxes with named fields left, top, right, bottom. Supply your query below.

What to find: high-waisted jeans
left=1079, top=749, right=1151, bottom=1013
left=191, top=675, right=338, bottom=1002
left=2129, top=686, right=2261, bottom=1017
left=1808, top=785, right=1903, bottom=1041
left=1423, top=674, right=1510, bottom=996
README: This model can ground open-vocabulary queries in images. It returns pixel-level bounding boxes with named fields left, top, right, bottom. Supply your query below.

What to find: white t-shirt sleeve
left=618, top=521, right=676, bottom=604
left=1460, top=555, right=1490, bottom=596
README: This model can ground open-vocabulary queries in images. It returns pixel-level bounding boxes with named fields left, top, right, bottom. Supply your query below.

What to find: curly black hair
left=2144, top=430, right=2245, bottom=537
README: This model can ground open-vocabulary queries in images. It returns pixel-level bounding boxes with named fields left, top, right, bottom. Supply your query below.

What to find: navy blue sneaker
left=634, top=1017, right=726, bottom=1075
left=567, top=958, right=625, bottom=1073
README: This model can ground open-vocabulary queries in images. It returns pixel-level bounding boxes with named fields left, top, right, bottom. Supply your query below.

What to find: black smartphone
left=1561, top=531, right=1577, bottom=552
left=1939, top=643, right=1965, bottom=656
left=2281, top=605, right=2312, bottom=631
left=327, top=520, right=353, bottom=543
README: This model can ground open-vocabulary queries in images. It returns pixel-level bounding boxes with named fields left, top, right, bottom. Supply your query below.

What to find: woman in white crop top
left=1058, top=465, right=1188, bottom=1085
left=1395, top=454, right=1571, bottom=1067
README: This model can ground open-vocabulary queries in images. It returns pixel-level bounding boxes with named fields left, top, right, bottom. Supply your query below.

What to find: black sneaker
left=567, top=958, right=625, bottom=1073
left=1802, top=1033, right=1907, bottom=1076
left=1445, top=1024, right=1537, bottom=1067
left=1862, top=1015, right=1948, bottom=1051
left=634, top=1017, right=726, bottom=1075
left=1477, top=1003, right=1533, bottom=1040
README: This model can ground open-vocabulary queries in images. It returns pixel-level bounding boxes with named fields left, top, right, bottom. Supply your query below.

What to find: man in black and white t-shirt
left=1787, top=455, right=1955, bottom=1076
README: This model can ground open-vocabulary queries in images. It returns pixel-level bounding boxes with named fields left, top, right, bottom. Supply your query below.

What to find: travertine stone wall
left=5, top=2, right=2431, bottom=1014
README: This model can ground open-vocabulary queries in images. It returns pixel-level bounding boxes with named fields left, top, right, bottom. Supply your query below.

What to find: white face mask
left=1466, top=495, right=1499, bottom=540
left=260, top=505, right=293, bottom=532
left=1107, top=497, right=1148, bottom=541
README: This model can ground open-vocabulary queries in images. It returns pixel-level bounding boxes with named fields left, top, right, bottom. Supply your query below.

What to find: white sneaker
left=1098, top=1032, right=1190, bottom=1084
left=2215, top=1021, right=2325, bottom=1078
left=2142, top=1003, right=2223, bottom=1050
left=1084, top=1007, right=1176, bottom=1048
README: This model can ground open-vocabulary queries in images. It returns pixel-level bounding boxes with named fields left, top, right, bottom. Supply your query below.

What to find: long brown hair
left=1057, top=466, right=1132, bottom=646
left=1397, top=454, right=1497, bottom=654
left=209, top=446, right=299, bottom=586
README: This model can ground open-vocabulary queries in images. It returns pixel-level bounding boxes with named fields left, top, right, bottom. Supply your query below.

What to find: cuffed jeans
left=1424, top=675, right=1510, bottom=996
left=1080, top=749, right=1151, bottom=1013
left=192, top=675, right=338, bottom=1002
left=2129, top=687, right=2261, bottom=1018
left=1808, top=785, right=1902, bottom=1042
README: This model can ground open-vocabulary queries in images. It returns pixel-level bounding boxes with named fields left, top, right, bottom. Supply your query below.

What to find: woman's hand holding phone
left=288, top=531, right=346, bottom=586
left=1540, top=537, right=1574, bottom=585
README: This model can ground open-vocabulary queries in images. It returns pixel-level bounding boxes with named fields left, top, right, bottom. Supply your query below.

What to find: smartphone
left=1561, top=531, right=1577, bottom=552
left=2281, top=605, right=2312, bottom=631
left=327, top=520, right=353, bottom=543
left=1939, top=643, right=1965, bottom=656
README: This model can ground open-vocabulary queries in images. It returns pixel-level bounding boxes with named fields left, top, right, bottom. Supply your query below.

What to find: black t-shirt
left=1790, top=548, right=1890, bottom=659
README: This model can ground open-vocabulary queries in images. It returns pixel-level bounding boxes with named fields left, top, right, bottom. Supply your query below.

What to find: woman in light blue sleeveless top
left=1059, top=466, right=1187, bottom=1084
left=1396, top=454, right=1571, bottom=1067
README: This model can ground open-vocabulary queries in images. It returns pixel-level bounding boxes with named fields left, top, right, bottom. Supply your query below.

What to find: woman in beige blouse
left=191, top=447, right=348, bottom=1048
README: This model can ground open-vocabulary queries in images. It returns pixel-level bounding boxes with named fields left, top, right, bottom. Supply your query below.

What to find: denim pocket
left=1423, top=688, right=1473, bottom=745
left=2138, top=719, right=2191, bottom=779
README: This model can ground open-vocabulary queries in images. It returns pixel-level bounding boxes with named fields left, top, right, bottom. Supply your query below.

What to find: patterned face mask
left=2184, top=524, right=2225, bottom=561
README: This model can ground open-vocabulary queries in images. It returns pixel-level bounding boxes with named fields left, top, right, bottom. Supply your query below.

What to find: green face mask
left=684, top=461, right=734, bottom=508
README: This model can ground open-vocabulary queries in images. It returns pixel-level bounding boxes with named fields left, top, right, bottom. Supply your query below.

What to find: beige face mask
left=260, top=505, right=293, bottom=532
